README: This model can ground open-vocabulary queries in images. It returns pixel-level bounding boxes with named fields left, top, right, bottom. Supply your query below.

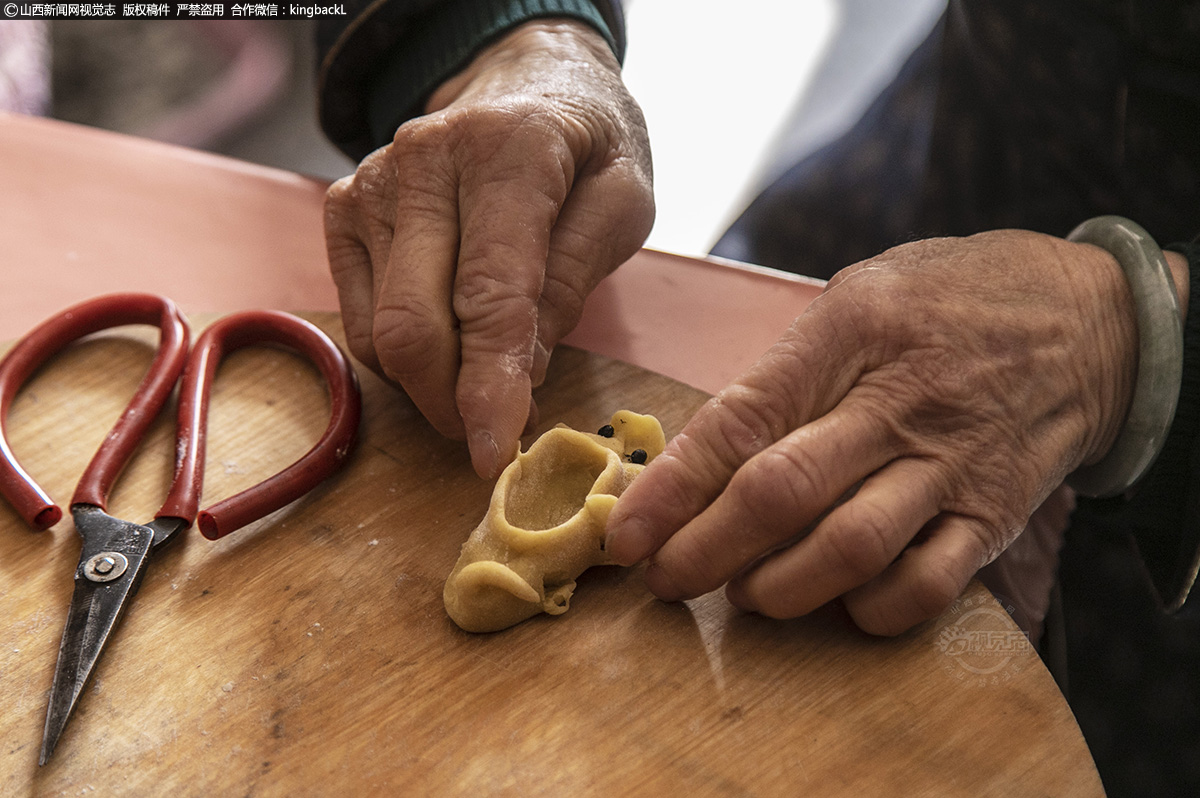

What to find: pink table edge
left=0, top=112, right=822, bottom=396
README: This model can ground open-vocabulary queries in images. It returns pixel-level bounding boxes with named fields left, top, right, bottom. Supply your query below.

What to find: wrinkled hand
left=607, top=231, right=1142, bottom=635
left=325, top=20, right=653, bottom=478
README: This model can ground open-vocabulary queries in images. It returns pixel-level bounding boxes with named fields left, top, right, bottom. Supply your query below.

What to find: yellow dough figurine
left=444, top=410, right=666, bottom=633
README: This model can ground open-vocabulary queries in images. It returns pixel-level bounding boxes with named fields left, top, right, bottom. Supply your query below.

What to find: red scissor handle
left=158, top=310, right=362, bottom=540
left=0, top=293, right=189, bottom=530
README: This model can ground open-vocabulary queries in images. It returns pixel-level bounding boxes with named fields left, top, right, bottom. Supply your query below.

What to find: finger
left=371, top=136, right=466, bottom=440
left=606, top=385, right=799, bottom=566
left=607, top=307, right=865, bottom=564
left=325, top=219, right=382, bottom=373
left=640, top=400, right=900, bottom=599
left=324, top=177, right=383, bottom=373
left=720, top=456, right=948, bottom=618
left=530, top=162, right=654, bottom=387
left=836, top=515, right=993, bottom=636
left=453, top=145, right=569, bottom=478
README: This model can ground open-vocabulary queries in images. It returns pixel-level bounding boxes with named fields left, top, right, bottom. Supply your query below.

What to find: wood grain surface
left=0, top=313, right=1103, bottom=796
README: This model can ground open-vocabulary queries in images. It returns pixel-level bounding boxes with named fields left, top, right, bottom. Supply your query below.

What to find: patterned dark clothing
left=315, top=3, right=1200, bottom=795
left=316, top=0, right=623, bottom=161
left=713, top=1, right=1200, bottom=276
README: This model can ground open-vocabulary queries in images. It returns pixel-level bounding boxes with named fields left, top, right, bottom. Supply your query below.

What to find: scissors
left=0, top=293, right=362, bottom=765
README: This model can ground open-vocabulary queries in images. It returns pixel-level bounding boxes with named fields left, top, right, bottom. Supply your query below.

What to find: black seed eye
left=628, top=449, right=647, bottom=465
left=597, top=424, right=615, bottom=438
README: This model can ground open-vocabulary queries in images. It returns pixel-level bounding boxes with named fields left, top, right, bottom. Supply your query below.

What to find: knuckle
left=324, top=152, right=409, bottom=254
left=372, top=299, right=451, bottom=381
left=736, top=442, right=829, bottom=514
left=347, top=146, right=397, bottom=199
left=707, top=384, right=792, bottom=465
left=324, top=174, right=355, bottom=208
left=962, top=487, right=1030, bottom=557
left=818, top=270, right=914, bottom=353
left=325, top=239, right=369, bottom=282
left=822, top=524, right=890, bottom=585
left=729, top=452, right=804, bottom=522
left=826, top=504, right=897, bottom=580
left=412, top=102, right=567, bottom=168
left=453, top=264, right=540, bottom=332
left=323, top=177, right=362, bottom=236
left=386, top=121, right=464, bottom=202
left=391, top=114, right=454, bottom=154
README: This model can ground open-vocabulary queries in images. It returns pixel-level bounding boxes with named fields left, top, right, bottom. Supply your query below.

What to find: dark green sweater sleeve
left=317, top=0, right=624, bottom=161
left=1076, top=241, right=1200, bottom=611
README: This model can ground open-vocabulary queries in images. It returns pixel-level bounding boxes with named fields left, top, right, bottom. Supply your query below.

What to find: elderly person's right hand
left=607, top=230, right=1189, bottom=635
left=324, top=18, right=653, bottom=480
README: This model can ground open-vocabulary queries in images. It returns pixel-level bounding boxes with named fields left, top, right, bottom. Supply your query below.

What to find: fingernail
left=469, top=429, right=502, bottom=479
left=645, top=561, right=685, bottom=602
left=606, top=517, right=655, bottom=566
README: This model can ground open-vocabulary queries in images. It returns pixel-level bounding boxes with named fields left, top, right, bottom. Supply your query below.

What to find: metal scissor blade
left=40, top=511, right=155, bottom=765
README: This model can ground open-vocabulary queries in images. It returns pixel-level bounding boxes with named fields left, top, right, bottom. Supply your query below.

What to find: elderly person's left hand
left=606, top=230, right=1187, bottom=635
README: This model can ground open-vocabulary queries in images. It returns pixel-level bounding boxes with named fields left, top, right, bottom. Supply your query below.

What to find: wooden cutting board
left=0, top=313, right=1102, bottom=796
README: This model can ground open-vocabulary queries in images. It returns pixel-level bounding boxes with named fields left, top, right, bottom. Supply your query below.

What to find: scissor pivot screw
left=84, top=552, right=128, bottom=583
